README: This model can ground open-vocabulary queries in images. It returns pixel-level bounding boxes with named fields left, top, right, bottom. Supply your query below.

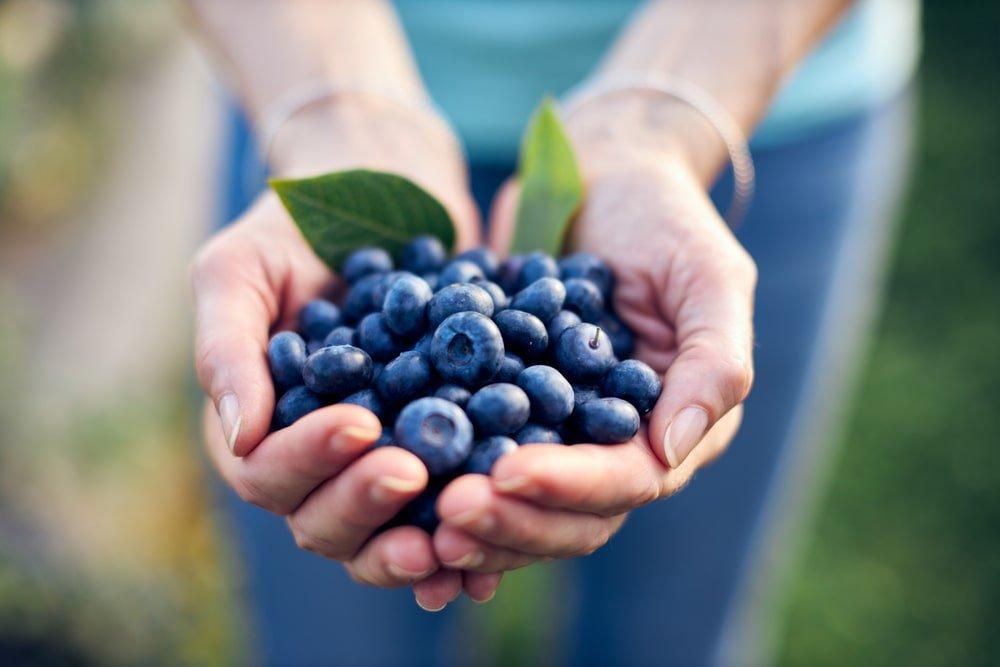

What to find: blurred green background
left=0, top=0, right=997, bottom=665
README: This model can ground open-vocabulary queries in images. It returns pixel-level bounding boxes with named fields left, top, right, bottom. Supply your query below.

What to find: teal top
left=394, top=0, right=920, bottom=163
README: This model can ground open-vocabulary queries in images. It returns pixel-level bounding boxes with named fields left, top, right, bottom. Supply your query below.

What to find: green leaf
left=270, top=169, right=456, bottom=270
left=511, top=97, right=584, bottom=255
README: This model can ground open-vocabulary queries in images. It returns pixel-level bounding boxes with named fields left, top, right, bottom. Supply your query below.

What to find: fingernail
left=448, top=507, right=495, bottom=533
left=334, top=425, right=381, bottom=450
left=444, top=550, right=484, bottom=569
left=370, top=476, right=424, bottom=505
left=415, top=596, right=447, bottom=613
left=218, top=393, right=242, bottom=454
left=387, top=563, right=434, bottom=582
left=471, top=590, right=496, bottom=604
left=493, top=475, right=533, bottom=495
left=663, top=406, right=709, bottom=468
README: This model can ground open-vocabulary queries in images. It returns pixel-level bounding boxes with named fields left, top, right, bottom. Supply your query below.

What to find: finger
left=433, top=523, right=539, bottom=573
left=486, top=180, right=519, bottom=254
left=412, top=570, right=463, bottom=612
left=437, top=475, right=625, bottom=557
left=650, top=246, right=757, bottom=468
left=463, top=572, right=503, bottom=604
left=343, top=526, right=438, bottom=587
left=491, top=413, right=743, bottom=513
left=287, top=447, right=429, bottom=561
left=191, top=231, right=279, bottom=457
left=204, top=403, right=382, bottom=515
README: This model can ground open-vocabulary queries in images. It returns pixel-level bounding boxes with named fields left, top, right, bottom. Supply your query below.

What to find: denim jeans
left=214, top=91, right=912, bottom=666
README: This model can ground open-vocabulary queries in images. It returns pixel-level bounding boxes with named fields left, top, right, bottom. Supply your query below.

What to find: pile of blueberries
left=267, top=236, right=661, bottom=531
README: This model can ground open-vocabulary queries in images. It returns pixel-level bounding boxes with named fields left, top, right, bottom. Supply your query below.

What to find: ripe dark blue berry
left=422, top=273, right=440, bottom=291
left=428, top=283, right=494, bottom=328
left=558, top=252, right=614, bottom=299
left=514, top=423, right=564, bottom=445
left=510, top=277, right=566, bottom=323
left=323, top=326, right=355, bottom=347
left=394, top=397, right=473, bottom=475
left=342, top=273, right=384, bottom=323
left=356, top=313, right=403, bottom=362
left=303, top=345, right=373, bottom=396
left=554, top=323, right=616, bottom=383
left=517, top=251, right=559, bottom=290
left=602, top=359, right=662, bottom=416
left=573, top=384, right=601, bottom=410
left=374, top=427, right=395, bottom=448
left=497, top=254, right=526, bottom=294
left=573, top=397, right=640, bottom=444
left=493, top=352, right=525, bottom=383
left=466, top=383, right=531, bottom=436
left=393, top=486, right=441, bottom=533
left=434, top=384, right=471, bottom=408
left=439, top=259, right=485, bottom=286
left=456, top=247, right=500, bottom=280
left=546, top=310, right=582, bottom=344
left=274, top=385, right=325, bottom=429
left=413, top=332, right=434, bottom=356
left=306, top=339, right=324, bottom=354
left=430, top=312, right=504, bottom=387
left=494, top=309, right=548, bottom=358
left=340, top=388, right=385, bottom=420
left=401, top=235, right=447, bottom=274
left=377, top=350, right=433, bottom=405
left=268, top=331, right=308, bottom=393
left=473, top=279, right=508, bottom=312
left=598, top=311, right=635, bottom=359
left=382, top=273, right=432, bottom=337
left=342, top=247, right=393, bottom=284
left=298, top=299, right=342, bottom=341
left=465, top=436, right=518, bottom=474
left=562, top=277, right=605, bottom=323
left=517, top=365, right=574, bottom=424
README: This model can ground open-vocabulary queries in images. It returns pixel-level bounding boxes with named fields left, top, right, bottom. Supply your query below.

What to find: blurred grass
left=774, top=2, right=1000, bottom=665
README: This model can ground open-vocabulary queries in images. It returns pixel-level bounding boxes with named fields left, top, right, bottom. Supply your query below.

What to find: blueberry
left=598, top=311, right=635, bottom=359
left=371, top=271, right=409, bottom=311
left=573, top=384, right=601, bottom=410
left=427, top=283, right=494, bottom=328
left=382, top=273, right=432, bottom=337
left=401, top=235, right=447, bottom=274
left=466, top=383, right=531, bottom=436
left=303, top=345, right=373, bottom=396
left=493, top=309, right=548, bottom=358
left=372, top=362, right=386, bottom=382
left=456, top=247, right=500, bottom=280
left=413, top=332, right=434, bottom=356
left=356, top=313, right=403, bottom=362
left=558, top=252, right=614, bottom=299
left=516, top=365, right=574, bottom=425
left=517, top=251, right=559, bottom=290
left=374, top=427, right=395, bottom=448
left=510, top=277, right=566, bottom=323
left=439, top=259, right=485, bottom=286
left=573, top=397, right=640, bottom=444
left=268, top=331, right=308, bottom=393
left=497, top=254, right=526, bottom=294
left=547, top=310, right=582, bottom=344
left=422, top=273, right=440, bottom=291
left=342, top=273, right=384, bottom=323
left=377, top=350, right=433, bottom=405
left=430, top=312, right=504, bottom=387
left=554, top=323, right=616, bottom=383
left=342, top=246, right=393, bottom=284
left=394, top=397, right=474, bottom=475
left=340, top=388, right=385, bottom=420
left=393, top=486, right=442, bottom=533
left=562, top=278, right=605, bottom=323
left=602, top=359, right=662, bottom=416
left=273, top=386, right=325, bottom=429
left=464, top=436, right=518, bottom=474
left=493, top=352, right=525, bottom=383
left=434, top=384, right=472, bottom=408
left=306, top=339, right=324, bottom=354
left=323, top=326, right=356, bottom=347
left=514, top=423, right=564, bottom=445
left=298, top=299, right=342, bottom=341
left=473, top=279, right=508, bottom=312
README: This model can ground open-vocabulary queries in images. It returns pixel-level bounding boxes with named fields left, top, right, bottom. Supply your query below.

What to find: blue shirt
left=394, top=0, right=920, bottom=162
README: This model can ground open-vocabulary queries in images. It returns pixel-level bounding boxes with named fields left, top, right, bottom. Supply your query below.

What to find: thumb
left=486, top=179, right=520, bottom=255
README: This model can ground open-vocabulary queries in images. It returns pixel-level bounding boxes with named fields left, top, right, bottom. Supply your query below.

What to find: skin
left=187, top=0, right=852, bottom=609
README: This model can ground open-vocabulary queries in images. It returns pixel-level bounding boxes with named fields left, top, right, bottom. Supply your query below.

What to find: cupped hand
left=190, top=99, right=500, bottom=610
left=433, top=149, right=756, bottom=573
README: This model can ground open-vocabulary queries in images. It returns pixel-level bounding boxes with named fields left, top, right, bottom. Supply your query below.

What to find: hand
left=432, top=145, right=755, bottom=573
left=191, top=98, right=500, bottom=609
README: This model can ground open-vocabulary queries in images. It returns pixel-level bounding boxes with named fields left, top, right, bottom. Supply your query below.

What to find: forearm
left=569, top=0, right=852, bottom=182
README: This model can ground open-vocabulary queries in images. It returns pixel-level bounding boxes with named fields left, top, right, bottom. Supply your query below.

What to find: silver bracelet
left=562, top=71, right=755, bottom=228
left=252, top=79, right=466, bottom=179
